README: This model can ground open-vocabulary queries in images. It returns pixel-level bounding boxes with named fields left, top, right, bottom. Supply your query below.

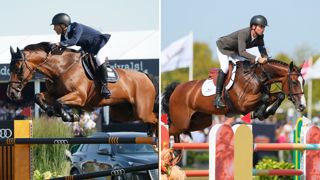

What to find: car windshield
left=114, top=144, right=155, bottom=154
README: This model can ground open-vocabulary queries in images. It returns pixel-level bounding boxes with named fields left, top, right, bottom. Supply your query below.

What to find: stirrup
left=215, top=98, right=226, bottom=109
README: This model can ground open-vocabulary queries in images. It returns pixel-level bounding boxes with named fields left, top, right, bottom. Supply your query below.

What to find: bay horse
left=7, top=42, right=158, bottom=132
left=162, top=60, right=306, bottom=140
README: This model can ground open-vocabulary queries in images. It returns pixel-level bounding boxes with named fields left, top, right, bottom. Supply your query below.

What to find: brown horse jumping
left=7, top=42, right=158, bottom=130
left=162, top=60, right=306, bottom=139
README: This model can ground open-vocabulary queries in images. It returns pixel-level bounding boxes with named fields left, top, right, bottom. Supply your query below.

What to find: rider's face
left=253, top=25, right=265, bottom=36
left=53, top=24, right=66, bottom=35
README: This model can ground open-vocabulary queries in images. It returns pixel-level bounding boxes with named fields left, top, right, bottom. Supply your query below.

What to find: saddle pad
left=106, top=67, right=119, bottom=83
left=201, top=64, right=237, bottom=96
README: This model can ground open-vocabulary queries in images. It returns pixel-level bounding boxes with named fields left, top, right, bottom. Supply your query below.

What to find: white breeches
left=96, top=43, right=109, bottom=66
left=216, top=47, right=261, bottom=74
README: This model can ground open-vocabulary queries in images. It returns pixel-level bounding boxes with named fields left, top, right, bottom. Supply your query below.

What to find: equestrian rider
left=51, top=13, right=112, bottom=99
left=215, top=15, right=269, bottom=108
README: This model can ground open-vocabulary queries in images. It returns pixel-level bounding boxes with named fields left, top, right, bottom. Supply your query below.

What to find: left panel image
left=0, top=1, right=159, bottom=180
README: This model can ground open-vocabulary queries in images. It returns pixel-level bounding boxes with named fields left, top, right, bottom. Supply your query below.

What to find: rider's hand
left=258, top=57, right=267, bottom=64
left=49, top=43, right=60, bottom=51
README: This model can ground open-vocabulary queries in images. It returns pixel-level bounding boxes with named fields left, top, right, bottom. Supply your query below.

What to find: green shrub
left=254, top=157, right=295, bottom=180
left=186, top=151, right=209, bottom=166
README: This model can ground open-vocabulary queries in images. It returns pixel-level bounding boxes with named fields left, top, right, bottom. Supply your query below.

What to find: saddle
left=81, top=53, right=119, bottom=83
left=202, top=62, right=237, bottom=96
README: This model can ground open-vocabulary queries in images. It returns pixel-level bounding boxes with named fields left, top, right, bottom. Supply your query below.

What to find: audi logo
left=111, top=169, right=126, bottom=176
left=53, top=140, right=69, bottom=144
left=0, top=129, right=13, bottom=138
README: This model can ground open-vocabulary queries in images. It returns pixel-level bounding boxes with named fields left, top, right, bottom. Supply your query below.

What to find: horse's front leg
left=262, top=92, right=285, bottom=119
left=252, top=93, right=270, bottom=120
left=34, top=92, right=58, bottom=117
left=54, top=91, right=85, bottom=122
left=252, top=92, right=285, bottom=120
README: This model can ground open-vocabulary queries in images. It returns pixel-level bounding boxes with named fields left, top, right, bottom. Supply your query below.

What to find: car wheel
left=71, top=169, right=80, bottom=175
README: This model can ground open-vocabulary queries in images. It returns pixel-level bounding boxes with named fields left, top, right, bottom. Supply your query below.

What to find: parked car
left=69, top=132, right=158, bottom=180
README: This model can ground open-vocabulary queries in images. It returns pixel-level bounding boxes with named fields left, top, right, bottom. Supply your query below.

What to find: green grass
left=31, top=116, right=73, bottom=179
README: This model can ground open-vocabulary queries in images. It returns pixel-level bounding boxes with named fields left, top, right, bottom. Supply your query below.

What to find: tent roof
left=0, top=30, right=159, bottom=64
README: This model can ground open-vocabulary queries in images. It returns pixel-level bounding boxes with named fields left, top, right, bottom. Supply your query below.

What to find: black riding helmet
left=250, top=15, right=268, bottom=27
left=51, top=13, right=71, bottom=26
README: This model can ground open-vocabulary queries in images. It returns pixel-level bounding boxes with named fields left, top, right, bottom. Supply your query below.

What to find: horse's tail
left=145, top=73, right=159, bottom=114
left=162, top=82, right=180, bottom=115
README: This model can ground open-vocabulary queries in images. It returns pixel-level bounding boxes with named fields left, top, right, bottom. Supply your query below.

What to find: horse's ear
left=16, top=47, right=24, bottom=59
left=289, top=61, right=294, bottom=71
left=10, top=46, right=15, bottom=56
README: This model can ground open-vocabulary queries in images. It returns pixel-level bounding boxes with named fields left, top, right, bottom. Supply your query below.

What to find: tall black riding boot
left=214, top=70, right=226, bottom=108
left=97, top=63, right=111, bottom=99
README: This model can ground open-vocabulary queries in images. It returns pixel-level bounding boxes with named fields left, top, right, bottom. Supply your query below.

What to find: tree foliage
left=161, top=41, right=219, bottom=91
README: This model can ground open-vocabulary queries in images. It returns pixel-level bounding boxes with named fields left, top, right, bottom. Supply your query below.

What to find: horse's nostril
left=299, top=104, right=305, bottom=111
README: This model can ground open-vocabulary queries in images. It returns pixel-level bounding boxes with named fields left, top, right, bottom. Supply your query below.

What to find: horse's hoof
left=72, top=114, right=80, bottom=121
left=61, top=113, right=73, bottom=122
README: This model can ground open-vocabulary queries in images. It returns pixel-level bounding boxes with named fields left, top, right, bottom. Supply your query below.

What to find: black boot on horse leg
left=252, top=93, right=269, bottom=120
left=261, top=92, right=285, bottom=119
left=54, top=102, right=74, bottom=122
left=97, top=63, right=111, bottom=99
left=214, top=70, right=226, bottom=109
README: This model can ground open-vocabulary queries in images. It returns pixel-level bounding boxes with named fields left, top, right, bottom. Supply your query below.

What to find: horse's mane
left=267, top=59, right=289, bottom=67
left=24, top=42, right=51, bottom=53
left=24, top=42, right=79, bottom=54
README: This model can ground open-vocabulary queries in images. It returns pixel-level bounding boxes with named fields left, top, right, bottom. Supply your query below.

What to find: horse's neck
left=36, top=52, right=81, bottom=79
left=262, top=62, right=288, bottom=82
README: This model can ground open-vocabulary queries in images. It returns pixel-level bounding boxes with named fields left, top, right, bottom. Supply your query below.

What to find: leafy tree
left=161, top=41, right=218, bottom=91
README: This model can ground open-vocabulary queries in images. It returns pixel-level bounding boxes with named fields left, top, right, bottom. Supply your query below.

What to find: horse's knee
left=261, top=93, right=269, bottom=102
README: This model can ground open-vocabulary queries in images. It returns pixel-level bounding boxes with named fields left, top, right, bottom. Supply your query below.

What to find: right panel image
left=161, top=0, right=319, bottom=179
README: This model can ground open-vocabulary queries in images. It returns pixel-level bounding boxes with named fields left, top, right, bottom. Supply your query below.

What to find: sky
left=0, top=0, right=159, bottom=35
left=162, top=0, right=320, bottom=59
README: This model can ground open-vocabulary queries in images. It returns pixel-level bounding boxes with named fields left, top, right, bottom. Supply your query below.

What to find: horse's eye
left=292, top=80, right=298, bottom=86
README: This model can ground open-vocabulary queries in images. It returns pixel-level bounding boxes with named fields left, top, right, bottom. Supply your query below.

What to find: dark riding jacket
left=216, top=27, right=268, bottom=62
left=60, top=22, right=111, bottom=54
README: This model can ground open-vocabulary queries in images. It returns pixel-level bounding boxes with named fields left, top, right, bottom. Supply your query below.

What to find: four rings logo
left=0, top=129, right=13, bottom=138
left=111, top=169, right=125, bottom=176
left=53, top=140, right=69, bottom=144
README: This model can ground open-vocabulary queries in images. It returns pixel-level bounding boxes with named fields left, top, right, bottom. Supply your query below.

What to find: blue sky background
left=162, top=0, right=320, bottom=59
left=0, top=0, right=158, bottom=35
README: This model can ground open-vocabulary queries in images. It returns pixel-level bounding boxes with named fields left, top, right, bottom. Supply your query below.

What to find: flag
left=301, top=57, right=312, bottom=79
left=241, top=113, right=251, bottom=123
left=305, top=57, right=320, bottom=81
left=161, top=32, right=193, bottom=72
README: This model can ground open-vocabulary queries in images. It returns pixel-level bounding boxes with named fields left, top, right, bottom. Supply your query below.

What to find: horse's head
left=283, top=62, right=306, bottom=112
left=7, top=43, right=51, bottom=101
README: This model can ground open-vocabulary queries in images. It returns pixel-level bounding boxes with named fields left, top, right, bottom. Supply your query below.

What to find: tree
left=161, top=41, right=218, bottom=91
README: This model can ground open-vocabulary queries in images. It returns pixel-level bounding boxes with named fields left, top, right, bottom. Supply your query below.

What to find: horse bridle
left=8, top=50, right=51, bottom=91
left=287, top=70, right=305, bottom=103
left=260, top=63, right=304, bottom=103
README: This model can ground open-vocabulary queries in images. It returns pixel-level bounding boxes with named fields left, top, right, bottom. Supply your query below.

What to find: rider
left=51, top=13, right=112, bottom=99
left=215, top=15, right=269, bottom=108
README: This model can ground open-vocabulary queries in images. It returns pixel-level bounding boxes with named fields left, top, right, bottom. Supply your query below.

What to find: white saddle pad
left=201, top=64, right=237, bottom=96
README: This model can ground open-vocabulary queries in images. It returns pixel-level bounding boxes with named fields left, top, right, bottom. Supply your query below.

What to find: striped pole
left=185, top=170, right=209, bottom=177
left=254, top=143, right=320, bottom=151
left=0, top=137, right=157, bottom=145
left=48, top=163, right=158, bottom=180
left=253, top=169, right=303, bottom=176
left=293, top=117, right=303, bottom=180
left=172, top=143, right=209, bottom=150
